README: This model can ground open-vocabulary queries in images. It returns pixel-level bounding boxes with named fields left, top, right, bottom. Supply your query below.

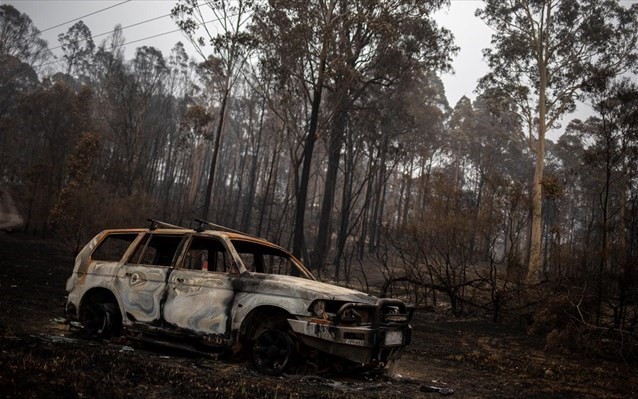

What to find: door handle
left=176, top=277, right=185, bottom=283
left=127, top=272, right=143, bottom=286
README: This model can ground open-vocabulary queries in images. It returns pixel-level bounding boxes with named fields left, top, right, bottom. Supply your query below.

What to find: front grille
left=335, top=298, right=414, bottom=326
left=383, top=313, right=409, bottom=323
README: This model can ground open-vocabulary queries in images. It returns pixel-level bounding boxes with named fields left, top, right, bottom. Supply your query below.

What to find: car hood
left=237, top=273, right=377, bottom=304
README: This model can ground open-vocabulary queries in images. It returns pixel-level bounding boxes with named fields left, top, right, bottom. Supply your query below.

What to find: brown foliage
left=528, top=288, right=638, bottom=361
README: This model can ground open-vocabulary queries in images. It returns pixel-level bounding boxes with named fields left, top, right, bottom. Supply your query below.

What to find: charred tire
left=80, top=302, right=122, bottom=338
left=252, top=328, right=296, bottom=376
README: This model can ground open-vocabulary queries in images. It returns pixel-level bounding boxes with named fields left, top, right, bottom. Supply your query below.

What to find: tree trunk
left=202, top=85, right=230, bottom=220
left=400, top=160, right=414, bottom=232
left=292, top=35, right=329, bottom=260
left=358, top=155, right=375, bottom=260
left=231, top=137, right=248, bottom=227
left=527, top=25, right=549, bottom=282
left=242, top=100, right=265, bottom=233
left=315, top=108, right=347, bottom=271
left=334, top=131, right=356, bottom=282
left=368, top=143, right=387, bottom=254
left=527, top=117, right=546, bottom=282
left=257, top=128, right=281, bottom=237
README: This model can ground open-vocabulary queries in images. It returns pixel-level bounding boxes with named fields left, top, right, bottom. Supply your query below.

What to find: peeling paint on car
left=163, top=270, right=235, bottom=335
left=114, top=265, right=168, bottom=323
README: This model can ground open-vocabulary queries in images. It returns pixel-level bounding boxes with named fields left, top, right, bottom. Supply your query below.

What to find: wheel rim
left=82, top=305, right=108, bottom=336
left=253, top=329, right=294, bottom=375
left=81, top=303, right=116, bottom=337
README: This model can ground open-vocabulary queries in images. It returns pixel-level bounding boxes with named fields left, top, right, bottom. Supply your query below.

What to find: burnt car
left=65, top=220, right=413, bottom=375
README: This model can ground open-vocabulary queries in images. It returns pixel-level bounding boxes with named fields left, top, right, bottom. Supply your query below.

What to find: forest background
left=2, top=0, right=638, bottom=360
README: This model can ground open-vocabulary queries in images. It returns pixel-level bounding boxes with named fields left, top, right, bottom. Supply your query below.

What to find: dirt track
left=1, top=232, right=636, bottom=398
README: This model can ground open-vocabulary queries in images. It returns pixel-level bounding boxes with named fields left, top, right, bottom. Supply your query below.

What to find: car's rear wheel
left=80, top=302, right=121, bottom=338
left=252, top=328, right=296, bottom=375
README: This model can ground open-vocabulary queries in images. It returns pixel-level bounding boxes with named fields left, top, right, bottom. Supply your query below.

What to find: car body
left=65, top=222, right=413, bottom=374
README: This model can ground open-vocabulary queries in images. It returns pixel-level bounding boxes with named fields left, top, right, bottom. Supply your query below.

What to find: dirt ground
left=1, top=232, right=636, bottom=398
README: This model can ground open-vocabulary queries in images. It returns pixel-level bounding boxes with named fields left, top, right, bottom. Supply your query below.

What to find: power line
left=40, top=0, right=132, bottom=33
left=119, top=26, right=185, bottom=48
left=49, top=12, right=171, bottom=52
left=32, top=18, right=219, bottom=71
left=45, top=2, right=208, bottom=53
left=25, top=3, right=250, bottom=73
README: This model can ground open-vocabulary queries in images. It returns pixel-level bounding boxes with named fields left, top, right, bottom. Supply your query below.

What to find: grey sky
left=6, top=0, right=627, bottom=140
left=4, top=1, right=191, bottom=64
left=5, top=0, right=489, bottom=105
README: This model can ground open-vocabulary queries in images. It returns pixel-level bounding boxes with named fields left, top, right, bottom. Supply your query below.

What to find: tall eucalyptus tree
left=477, top=0, right=638, bottom=281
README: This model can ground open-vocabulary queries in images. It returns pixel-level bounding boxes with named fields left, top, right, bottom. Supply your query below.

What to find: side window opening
left=238, top=252, right=259, bottom=273
left=130, top=234, right=183, bottom=267
left=91, top=233, right=139, bottom=262
left=231, top=239, right=305, bottom=278
left=264, top=253, right=294, bottom=276
left=182, top=236, right=232, bottom=273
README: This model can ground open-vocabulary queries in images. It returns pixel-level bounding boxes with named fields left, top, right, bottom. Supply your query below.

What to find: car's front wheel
left=252, top=327, right=296, bottom=375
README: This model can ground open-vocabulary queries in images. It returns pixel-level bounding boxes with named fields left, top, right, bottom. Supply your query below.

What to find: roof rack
left=194, top=218, right=258, bottom=238
left=148, top=218, right=187, bottom=231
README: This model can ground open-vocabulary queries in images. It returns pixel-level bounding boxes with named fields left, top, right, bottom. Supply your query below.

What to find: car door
left=162, top=235, right=237, bottom=336
left=114, top=232, right=185, bottom=324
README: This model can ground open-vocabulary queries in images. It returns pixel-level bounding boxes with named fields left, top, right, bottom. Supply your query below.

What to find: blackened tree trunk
left=241, top=100, right=265, bottom=233
left=202, top=86, right=229, bottom=220
left=315, top=108, right=348, bottom=271
left=291, top=37, right=329, bottom=260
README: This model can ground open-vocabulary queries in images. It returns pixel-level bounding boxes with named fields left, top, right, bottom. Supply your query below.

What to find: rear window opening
left=91, top=233, right=139, bottom=262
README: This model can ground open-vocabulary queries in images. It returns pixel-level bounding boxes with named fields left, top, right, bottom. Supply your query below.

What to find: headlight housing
left=309, top=300, right=372, bottom=324
left=309, top=299, right=411, bottom=326
left=311, top=300, right=327, bottom=319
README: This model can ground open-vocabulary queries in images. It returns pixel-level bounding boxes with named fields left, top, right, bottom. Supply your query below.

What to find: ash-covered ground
left=1, top=233, right=636, bottom=398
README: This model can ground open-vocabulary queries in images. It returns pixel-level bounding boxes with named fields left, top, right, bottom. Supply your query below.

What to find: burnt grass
left=1, top=233, right=636, bottom=398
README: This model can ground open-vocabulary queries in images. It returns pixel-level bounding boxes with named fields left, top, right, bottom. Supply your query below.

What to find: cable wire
left=45, top=2, right=208, bottom=53
left=48, top=12, right=172, bottom=52
left=32, top=18, right=218, bottom=70
left=40, top=0, right=132, bottom=33
left=27, top=4, right=249, bottom=73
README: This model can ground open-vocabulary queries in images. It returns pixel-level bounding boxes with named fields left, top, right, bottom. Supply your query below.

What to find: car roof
left=99, top=227, right=314, bottom=280
left=101, top=228, right=290, bottom=253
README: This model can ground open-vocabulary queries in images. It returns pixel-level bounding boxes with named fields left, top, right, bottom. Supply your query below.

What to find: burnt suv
left=65, top=220, right=413, bottom=375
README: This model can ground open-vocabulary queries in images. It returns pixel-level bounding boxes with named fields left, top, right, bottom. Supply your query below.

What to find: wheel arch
left=78, top=286, right=123, bottom=337
left=79, top=287, right=121, bottom=315
left=239, top=305, right=294, bottom=343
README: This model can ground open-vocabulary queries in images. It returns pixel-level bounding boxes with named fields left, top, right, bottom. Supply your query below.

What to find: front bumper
left=288, top=299, right=413, bottom=365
